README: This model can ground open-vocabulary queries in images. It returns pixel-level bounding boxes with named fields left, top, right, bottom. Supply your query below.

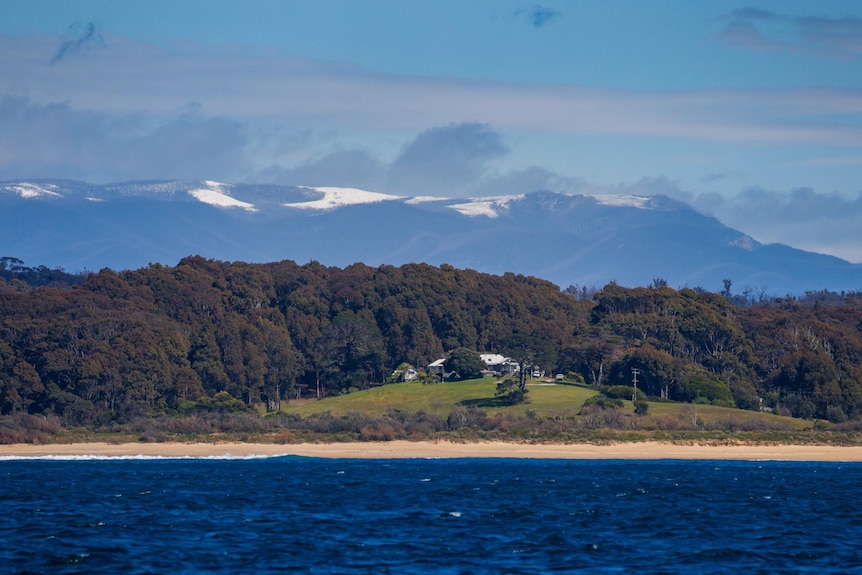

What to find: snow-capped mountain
left=2, top=179, right=860, bottom=295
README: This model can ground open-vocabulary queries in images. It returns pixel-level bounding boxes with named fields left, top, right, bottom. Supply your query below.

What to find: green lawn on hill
left=278, top=378, right=810, bottom=431
left=643, top=401, right=812, bottom=431
left=280, top=379, right=597, bottom=418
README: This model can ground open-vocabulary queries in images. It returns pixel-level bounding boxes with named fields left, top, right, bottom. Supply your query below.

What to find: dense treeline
left=590, top=285, right=862, bottom=418
left=1, top=257, right=861, bottom=427
left=0, top=257, right=87, bottom=289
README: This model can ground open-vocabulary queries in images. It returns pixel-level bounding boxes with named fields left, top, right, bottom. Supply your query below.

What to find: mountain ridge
left=2, top=179, right=860, bottom=295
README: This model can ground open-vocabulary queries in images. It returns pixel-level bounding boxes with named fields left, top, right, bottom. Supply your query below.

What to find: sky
left=2, top=0, right=862, bottom=262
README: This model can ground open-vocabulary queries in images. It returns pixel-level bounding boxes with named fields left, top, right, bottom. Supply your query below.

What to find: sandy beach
left=2, top=440, right=862, bottom=461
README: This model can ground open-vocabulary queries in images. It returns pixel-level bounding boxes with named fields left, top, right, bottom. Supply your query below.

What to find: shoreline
left=3, top=440, right=862, bottom=461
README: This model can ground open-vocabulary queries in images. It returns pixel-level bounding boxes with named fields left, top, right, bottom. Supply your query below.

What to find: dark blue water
left=1, top=457, right=861, bottom=574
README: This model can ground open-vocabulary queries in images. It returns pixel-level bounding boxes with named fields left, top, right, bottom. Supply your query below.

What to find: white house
left=401, top=367, right=419, bottom=381
left=428, top=353, right=519, bottom=378
left=390, top=363, right=419, bottom=382
left=427, top=358, right=446, bottom=375
left=479, top=353, right=519, bottom=376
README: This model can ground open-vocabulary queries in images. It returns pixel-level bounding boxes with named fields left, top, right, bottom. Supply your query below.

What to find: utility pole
left=631, top=368, right=640, bottom=402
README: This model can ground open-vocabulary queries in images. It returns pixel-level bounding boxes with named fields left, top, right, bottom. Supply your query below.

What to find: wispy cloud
left=701, top=172, right=730, bottom=183
left=387, top=123, right=509, bottom=195
left=717, top=18, right=793, bottom=53
left=520, top=5, right=561, bottom=29
left=0, top=100, right=531, bottom=197
left=250, top=123, right=516, bottom=197
left=0, top=96, right=249, bottom=182
left=4, top=34, right=862, bottom=148
left=251, top=149, right=385, bottom=190
left=705, top=187, right=862, bottom=262
left=719, top=8, right=862, bottom=59
left=797, top=155, right=862, bottom=166
left=471, top=166, right=580, bottom=197
left=49, top=21, right=105, bottom=66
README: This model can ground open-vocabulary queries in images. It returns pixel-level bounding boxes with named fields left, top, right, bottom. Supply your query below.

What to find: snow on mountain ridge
left=447, top=195, right=525, bottom=218
left=283, top=187, right=406, bottom=210
left=187, top=181, right=258, bottom=212
left=729, top=235, right=758, bottom=250
left=3, top=178, right=861, bottom=294
left=0, top=180, right=664, bottom=213
left=1, top=182, right=62, bottom=199
left=405, top=196, right=452, bottom=205
left=591, top=194, right=652, bottom=208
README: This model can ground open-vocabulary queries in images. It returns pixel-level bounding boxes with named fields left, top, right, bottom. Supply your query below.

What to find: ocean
left=1, top=456, right=861, bottom=574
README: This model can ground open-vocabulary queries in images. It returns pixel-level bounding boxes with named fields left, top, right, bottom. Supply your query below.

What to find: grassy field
left=278, top=378, right=810, bottom=430
left=642, top=401, right=812, bottom=431
left=281, top=379, right=596, bottom=418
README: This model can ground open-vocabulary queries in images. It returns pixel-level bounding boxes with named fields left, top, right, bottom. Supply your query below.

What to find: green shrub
left=179, top=391, right=252, bottom=414
left=581, top=395, right=624, bottom=410
left=827, top=406, right=848, bottom=424
left=578, top=404, right=625, bottom=428
left=678, top=372, right=734, bottom=406
left=445, top=348, right=485, bottom=380
left=495, top=377, right=529, bottom=405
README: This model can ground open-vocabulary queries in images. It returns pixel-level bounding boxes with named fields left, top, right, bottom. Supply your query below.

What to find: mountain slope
left=2, top=179, right=860, bottom=294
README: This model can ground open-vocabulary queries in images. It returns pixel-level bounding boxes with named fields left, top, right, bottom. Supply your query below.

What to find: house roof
left=480, top=353, right=516, bottom=366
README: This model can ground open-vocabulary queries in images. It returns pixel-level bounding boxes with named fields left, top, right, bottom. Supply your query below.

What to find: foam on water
left=0, top=453, right=296, bottom=462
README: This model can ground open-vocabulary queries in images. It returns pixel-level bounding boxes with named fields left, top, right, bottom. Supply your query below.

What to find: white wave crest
left=0, top=453, right=296, bottom=461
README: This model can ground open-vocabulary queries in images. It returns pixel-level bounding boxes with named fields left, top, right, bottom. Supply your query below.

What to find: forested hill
left=1, top=257, right=861, bottom=427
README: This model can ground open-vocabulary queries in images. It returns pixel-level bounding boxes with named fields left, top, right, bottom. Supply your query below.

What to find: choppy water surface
left=1, top=456, right=861, bottom=574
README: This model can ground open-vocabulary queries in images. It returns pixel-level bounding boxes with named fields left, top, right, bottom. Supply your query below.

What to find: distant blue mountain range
left=2, top=179, right=860, bottom=295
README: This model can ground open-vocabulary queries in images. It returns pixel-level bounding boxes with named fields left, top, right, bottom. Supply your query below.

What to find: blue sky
left=2, top=0, right=862, bottom=261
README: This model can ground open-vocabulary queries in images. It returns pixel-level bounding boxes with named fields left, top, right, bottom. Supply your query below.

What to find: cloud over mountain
left=0, top=96, right=250, bottom=182
left=694, top=187, right=862, bottom=263
left=618, top=177, right=862, bottom=264
left=387, top=123, right=510, bottom=196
